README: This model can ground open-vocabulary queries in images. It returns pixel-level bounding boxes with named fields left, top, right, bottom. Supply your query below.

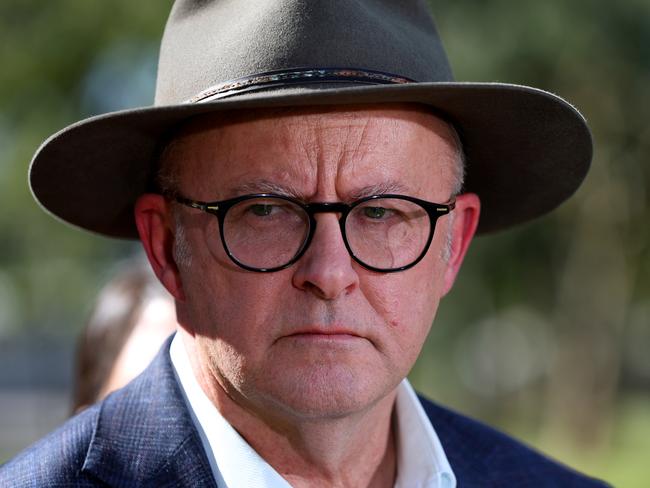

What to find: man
left=1, top=0, right=606, bottom=486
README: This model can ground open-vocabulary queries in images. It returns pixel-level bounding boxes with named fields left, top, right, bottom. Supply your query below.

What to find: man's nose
left=291, top=213, right=359, bottom=299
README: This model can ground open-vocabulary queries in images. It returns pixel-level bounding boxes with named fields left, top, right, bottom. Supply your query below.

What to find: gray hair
left=441, top=122, right=466, bottom=262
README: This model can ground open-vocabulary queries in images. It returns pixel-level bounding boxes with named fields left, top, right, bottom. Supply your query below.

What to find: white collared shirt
left=170, top=334, right=456, bottom=488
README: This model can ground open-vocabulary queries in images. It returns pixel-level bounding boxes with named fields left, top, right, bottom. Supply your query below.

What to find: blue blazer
left=1, top=337, right=608, bottom=487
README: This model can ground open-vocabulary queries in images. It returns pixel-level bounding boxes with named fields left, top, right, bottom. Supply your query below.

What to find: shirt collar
left=393, top=379, right=456, bottom=488
left=170, top=333, right=455, bottom=488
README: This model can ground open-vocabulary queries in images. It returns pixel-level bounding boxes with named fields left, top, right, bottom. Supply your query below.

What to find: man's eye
left=363, top=206, right=388, bottom=219
left=250, top=204, right=276, bottom=216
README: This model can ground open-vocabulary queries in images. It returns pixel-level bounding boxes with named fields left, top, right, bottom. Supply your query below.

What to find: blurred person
left=1, top=1, right=608, bottom=487
left=72, top=261, right=177, bottom=413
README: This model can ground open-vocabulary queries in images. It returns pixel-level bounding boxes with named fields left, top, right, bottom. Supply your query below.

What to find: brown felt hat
left=29, top=0, right=592, bottom=238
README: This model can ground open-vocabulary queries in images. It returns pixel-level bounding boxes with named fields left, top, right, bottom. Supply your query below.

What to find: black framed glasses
left=174, top=193, right=455, bottom=273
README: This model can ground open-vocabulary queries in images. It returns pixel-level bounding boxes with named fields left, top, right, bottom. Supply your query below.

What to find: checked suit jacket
left=1, top=336, right=608, bottom=487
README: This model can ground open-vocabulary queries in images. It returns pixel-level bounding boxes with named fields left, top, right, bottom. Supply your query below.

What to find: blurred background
left=0, top=0, right=648, bottom=485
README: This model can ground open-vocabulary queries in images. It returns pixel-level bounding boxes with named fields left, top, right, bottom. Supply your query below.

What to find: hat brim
left=29, top=82, right=592, bottom=238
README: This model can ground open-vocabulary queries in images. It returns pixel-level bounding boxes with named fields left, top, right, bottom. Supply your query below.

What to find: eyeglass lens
left=221, top=196, right=432, bottom=270
left=223, top=197, right=310, bottom=269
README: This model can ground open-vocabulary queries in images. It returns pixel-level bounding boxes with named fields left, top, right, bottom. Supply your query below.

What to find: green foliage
left=0, top=1, right=171, bottom=334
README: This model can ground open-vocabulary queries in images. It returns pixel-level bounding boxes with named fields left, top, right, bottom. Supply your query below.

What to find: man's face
left=155, top=105, right=472, bottom=420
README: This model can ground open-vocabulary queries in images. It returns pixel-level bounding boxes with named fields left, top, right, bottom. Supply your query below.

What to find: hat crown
left=155, top=0, right=453, bottom=104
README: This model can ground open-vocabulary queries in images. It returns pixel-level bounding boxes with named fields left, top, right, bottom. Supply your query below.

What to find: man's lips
left=279, top=327, right=367, bottom=343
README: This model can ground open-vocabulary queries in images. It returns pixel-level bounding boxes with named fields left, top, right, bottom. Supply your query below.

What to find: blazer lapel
left=81, top=335, right=217, bottom=487
left=418, top=395, right=492, bottom=486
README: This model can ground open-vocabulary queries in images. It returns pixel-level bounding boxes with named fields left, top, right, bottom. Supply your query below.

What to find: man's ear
left=442, top=192, right=480, bottom=296
left=134, top=193, right=186, bottom=301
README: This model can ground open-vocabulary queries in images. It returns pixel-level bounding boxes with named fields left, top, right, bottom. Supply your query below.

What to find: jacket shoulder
left=1, top=337, right=215, bottom=488
left=418, top=396, right=610, bottom=487
left=0, top=404, right=102, bottom=487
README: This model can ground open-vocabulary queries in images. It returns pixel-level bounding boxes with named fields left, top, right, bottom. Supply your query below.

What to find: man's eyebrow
left=230, top=180, right=304, bottom=198
left=349, top=181, right=409, bottom=200
left=230, top=180, right=409, bottom=201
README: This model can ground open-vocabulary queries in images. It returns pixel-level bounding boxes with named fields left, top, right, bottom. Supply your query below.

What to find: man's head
left=134, top=103, right=480, bottom=419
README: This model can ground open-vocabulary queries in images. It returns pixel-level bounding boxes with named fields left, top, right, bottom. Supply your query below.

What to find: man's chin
left=249, top=366, right=395, bottom=421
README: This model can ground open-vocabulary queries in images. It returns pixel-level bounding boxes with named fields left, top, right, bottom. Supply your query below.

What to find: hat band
left=186, top=67, right=415, bottom=103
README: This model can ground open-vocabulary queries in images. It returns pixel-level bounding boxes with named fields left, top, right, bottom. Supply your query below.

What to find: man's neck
left=185, top=337, right=398, bottom=488
left=227, top=399, right=397, bottom=488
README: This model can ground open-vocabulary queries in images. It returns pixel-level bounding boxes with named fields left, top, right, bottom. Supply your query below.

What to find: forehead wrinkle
left=190, top=115, right=320, bottom=199
left=338, top=112, right=374, bottom=180
left=349, top=181, right=409, bottom=200
left=296, top=113, right=346, bottom=198
left=276, top=115, right=319, bottom=196
left=383, top=111, right=459, bottom=197
left=231, top=179, right=306, bottom=199
left=335, top=113, right=422, bottom=199
left=306, top=111, right=377, bottom=198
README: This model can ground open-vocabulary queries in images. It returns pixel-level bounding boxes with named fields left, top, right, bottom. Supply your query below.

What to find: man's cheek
left=361, top=279, right=408, bottom=328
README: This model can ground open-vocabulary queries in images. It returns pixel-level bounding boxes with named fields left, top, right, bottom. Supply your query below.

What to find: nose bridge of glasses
left=303, top=202, right=350, bottom=249
left=305, top=201, right=350, bottom=216
left=301, top=202, right=352, bottom=266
